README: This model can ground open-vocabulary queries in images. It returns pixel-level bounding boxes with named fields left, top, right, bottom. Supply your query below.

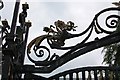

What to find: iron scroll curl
left=95, top=7, right=120, bottom=34
left=105, top=15, right=120, bottom=28
left=0, top=0, right=4, bottom=10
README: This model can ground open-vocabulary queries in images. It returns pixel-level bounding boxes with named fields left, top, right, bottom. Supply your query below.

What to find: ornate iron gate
left=1, top=0, right=120, bottom=80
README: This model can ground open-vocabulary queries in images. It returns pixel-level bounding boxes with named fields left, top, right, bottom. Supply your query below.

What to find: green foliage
left=102, top=43, right=119, bottom=66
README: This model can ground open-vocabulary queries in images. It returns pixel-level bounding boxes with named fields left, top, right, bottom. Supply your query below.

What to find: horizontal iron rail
left=20, top=66, right=120, bottom=80
left=49, top=66, right=120, bottom=79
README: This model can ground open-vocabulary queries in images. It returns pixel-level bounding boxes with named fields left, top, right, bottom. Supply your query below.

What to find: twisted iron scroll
left=27, top=7, right=120, bottom=68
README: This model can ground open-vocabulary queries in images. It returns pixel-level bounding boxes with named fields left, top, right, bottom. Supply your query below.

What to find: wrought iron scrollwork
left=0, top=0, right=3, bottom=22
left=27, top=7, right=120, bottom=68
left=0, top=0, right=4, bottom=10
left=105, top=15, right=120, bottom=28
left=28, top=45, right=50, bottom=62
left=95, top=7, right=120, bottom=34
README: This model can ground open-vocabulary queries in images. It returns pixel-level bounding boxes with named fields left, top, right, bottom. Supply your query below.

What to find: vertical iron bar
left=115, top=68, right=119, bottom=80
left=10, top=0, right=20, bottom=35
left=94, top=70, right=98, bottom=80
left=88, top=70, right=92, bottom=80
left=63, top=75, right=66, bottom=80
left=55, top=77, right=59, bottom=80
left=2, top=55, right=11, bottom=79
left=76, top=72, right=79, bottom=80
left=69, top=73, right=73, bottom=80
left=82, top=71, right=85, bottom=80
left=21, top=22, right=31, bottom=65
left=105, top=70, right=109, bottom=80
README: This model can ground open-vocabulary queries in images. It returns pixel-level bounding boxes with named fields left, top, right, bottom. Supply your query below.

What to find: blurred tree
left=102, top=2, right=120, bottom=79
left=102, top=43, right=120, bottom=66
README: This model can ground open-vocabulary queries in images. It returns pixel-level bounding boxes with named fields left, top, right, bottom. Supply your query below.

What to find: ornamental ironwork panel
left=26, top=7, right=120, bottom=73
left=1, top=0, right=120, bottom=80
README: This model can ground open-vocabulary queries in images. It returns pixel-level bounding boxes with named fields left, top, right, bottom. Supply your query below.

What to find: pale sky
left=1, top=0, right=120, bottom=78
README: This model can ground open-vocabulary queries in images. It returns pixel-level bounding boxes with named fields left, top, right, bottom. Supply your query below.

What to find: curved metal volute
left=0, top=0, right=4, bottom=10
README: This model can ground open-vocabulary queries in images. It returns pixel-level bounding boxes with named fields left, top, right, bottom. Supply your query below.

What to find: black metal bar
left=10, top=0, right=20, bottom=35
left=82, top=71, right=85, bottom=80
left=76, top=72, right=79, bottom=80
left=94, top=70, right=98, bottom=80
left=63, top=75, right=66, bottom=80
left=115, top=68, right=119, bottom=80
left=69, top=73, right=73, bottom=80
left=88, top=71, right=92, bottom=80
left=105, top=70, right=109, bottom=80
left=2, top=55, right=11, bottom=79
left=21, top=22, right=31, bottom=64
left=55, top=77, right=59, bottom=80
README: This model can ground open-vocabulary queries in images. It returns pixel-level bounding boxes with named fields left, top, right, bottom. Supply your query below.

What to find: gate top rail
left=22, top=66, right=120, bottom=79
